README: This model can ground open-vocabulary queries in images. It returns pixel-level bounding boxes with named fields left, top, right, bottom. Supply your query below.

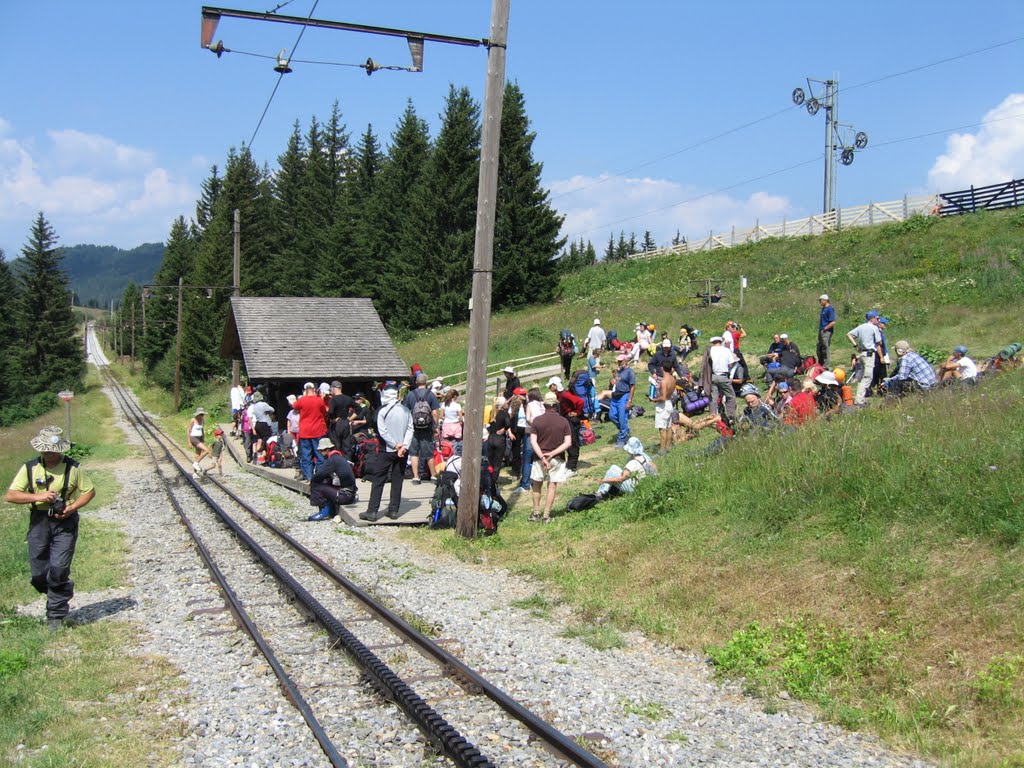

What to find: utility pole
left=131, top=302, right=136, bottom=368
left=457, top=0, right=509, bottom=539
left=232, top=208, right=241, bottom=387
left=174, top=276, right=184, bottom=412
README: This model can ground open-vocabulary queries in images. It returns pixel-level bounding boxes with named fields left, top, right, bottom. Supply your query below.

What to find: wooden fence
left=631, top=177, right=1024, bottom=259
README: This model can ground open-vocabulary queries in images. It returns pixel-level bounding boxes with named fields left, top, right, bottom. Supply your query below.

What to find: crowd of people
left=207, top=295, right=1013, bottom=526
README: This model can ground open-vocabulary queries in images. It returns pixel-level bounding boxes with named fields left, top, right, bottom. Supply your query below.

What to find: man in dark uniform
left=5, top=427, right=95, bottom=630
left=307, top=436, right=357, bottom=521
left=502, top=367, right=521, bottom=400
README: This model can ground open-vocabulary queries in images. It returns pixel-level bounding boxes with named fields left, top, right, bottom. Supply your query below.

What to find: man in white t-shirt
left=846, top=310, right=884, bottom=404
left=707, top=336, right=737, bottom=419
left=584, top=319, right=606, bottom=356
left=229, top=382, right=246, bottom=436
left=939, top=345, right=978, bottom=384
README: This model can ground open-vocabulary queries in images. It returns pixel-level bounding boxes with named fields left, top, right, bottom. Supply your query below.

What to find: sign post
left=57, top=391, right=75, bottom=442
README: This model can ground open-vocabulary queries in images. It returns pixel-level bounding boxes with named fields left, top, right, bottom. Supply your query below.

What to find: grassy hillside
left=399, top=208, right=1024, bottom=766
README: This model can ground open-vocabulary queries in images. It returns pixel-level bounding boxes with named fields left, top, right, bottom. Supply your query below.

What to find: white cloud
left=927, top=93, right=1024, bottom=190
left=549, top=173, right=790, bottom=248
left=0, top=120, right=196, bottom=252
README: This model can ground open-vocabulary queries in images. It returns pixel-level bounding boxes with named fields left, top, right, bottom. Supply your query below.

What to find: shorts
left=189, top=436, right=205, bottom=449
left=654, top=400, right=673, bottom=429
left=409, top=432, right=434, bottom=460
left=254, top=422, right=271, bottom=440
left=530, top=456, right=569, bottom=484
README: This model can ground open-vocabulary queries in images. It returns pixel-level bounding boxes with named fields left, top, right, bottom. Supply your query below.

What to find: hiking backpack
left=558, top=329, right=576, bottom=356
left=429, top=471, right=460, bottom=529
left=352, top=436, right=383, bottom=479
left=410, top=389, right=434, bottom=431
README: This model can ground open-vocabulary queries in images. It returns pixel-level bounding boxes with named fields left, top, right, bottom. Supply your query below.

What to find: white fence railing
left=632, top=193, right=941, bottom=259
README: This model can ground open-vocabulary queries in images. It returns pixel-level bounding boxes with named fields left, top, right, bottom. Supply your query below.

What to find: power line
left=551, top=35, right=1024, bottom=204
left=863, top=111, right=1024, bottom=151
left=248, top=0, right=320, bottom=149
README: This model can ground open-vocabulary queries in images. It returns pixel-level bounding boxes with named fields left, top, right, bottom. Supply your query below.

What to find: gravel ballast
left=40, top=378, right=932, bottom=767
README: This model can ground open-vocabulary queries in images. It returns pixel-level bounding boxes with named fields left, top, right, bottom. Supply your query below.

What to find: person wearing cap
left=307, top=436, right=357, bottom=521
left=6, top=428, right=95, bottom=630
left=327, top=381, right=354, bottom=428
left=939, top=345, right=978, bottom=385
left=817, top=295, right=837, bottom=368
left=403, top=373, right=441, bottom=484
left=363, top=386, right=414, bottom=522
left=584, top=319, right=606, bottom=358
left=529, top=391, right=572, bottom=522
left=702, top=335, right=738, bottom=420
left=596, top=436, right=658, bottom=499
left=771, top=380, right=793, bottom=416
left=229, top=381, right=246, bottom=437
left=882, top=340, right=939, bottom=397
left=869, top=317, right=892, bottom=395
left=293, top=382, right=329, bottom=480
left=846, top=311, right=884, bottom=405
left=349, top=393, right=371, bottom=438
left=249, top=393, right=277, bottom=464
left=648, top=337, right=686, bottom=379
left=502, top=366, right=521, bottom=400
left=609, top=353, right=637, bottom=448
left=735, top=383, right=782, bottom=432
left=186, top=408, right=212, bottom=477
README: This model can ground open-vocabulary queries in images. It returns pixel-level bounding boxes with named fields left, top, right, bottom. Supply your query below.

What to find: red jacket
left=556, top=390, right=584, bottom=418
left=293, top=394, right=328, bottom=438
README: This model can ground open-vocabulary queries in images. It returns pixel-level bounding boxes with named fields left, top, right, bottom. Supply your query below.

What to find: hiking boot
left=307, top=508, right=333, bottom=521
left=359, top=512, right=379, bottom=522
left=386, top=511, right=402, bottom=520
left=47, top=618, right=65, bottom=632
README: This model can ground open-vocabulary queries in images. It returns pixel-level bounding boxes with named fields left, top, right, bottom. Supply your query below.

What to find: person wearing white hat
left=501, top=367, right=520, bottom=399
left=307, top=436, right=357, bottom=521
left=584, top=319, right=606, bottom=357
left=817, top=294, right=836, bottom=369
left=609, top=353, right=636, bottom=448
left=6, top=427, right=96, bottom=630
left=293, top=381, right=330, bottom=480
left=813, top=371, right=843, bottom=416
left=596, top=436, right=657, bottom=499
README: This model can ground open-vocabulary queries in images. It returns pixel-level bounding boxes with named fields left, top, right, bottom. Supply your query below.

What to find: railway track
left=95, top=359, right=608, bottom=768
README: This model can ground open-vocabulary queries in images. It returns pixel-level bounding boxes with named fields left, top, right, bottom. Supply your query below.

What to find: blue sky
left=2, top=1, right=1022, bottom=259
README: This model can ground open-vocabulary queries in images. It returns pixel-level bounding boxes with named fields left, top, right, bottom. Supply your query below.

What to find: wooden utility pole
left=232, top=208, right=241, bottom=387
left=130, top=302, right=136, bottom=368
left=173, top=276, right=184, bottom=412
left=456, top=0, right=509, bottom=539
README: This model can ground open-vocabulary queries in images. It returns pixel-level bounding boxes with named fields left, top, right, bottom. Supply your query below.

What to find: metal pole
left=739, top=276, right=745, bottom=311
left=457, top=0, right=509, bottom=539
left=823, top=78, right=836, bottom=215
left=174, top=276, right=184, bottom=412
left=232, top=208, right=241, bottom=387
left=65, top=399, right=71, bottom=443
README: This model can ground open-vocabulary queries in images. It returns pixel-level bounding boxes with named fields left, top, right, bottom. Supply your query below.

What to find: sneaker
left=307, top=508, right=333, bottom=521
left=412, top=478, right=422, bottom=485
left=192, top=472, right=201, bottom=480
left=542, top=517, right=552, bottom=524
left=192, top=461, right=201, bottom=473
left=529, top=512, right=542, bottom=522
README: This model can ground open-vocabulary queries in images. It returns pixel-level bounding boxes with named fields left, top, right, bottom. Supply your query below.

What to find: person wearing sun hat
left=6, top=427, right=96, bottom=631
left=186, top=407, right=212, bottom=477
left=595, top=436, right=657, bottom=499
left=584, top=319, right=606, bottom=358
left=817, top=294, right=837, bottom=368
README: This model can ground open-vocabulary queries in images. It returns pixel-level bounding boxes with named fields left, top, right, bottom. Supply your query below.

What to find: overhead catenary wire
left=551, top=34, right=1024, bottom=204
left=248, top=0, right=320, bottom=149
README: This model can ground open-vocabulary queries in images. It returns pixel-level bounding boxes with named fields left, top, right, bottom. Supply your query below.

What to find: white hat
left=815, top=371, right=840, bottom=387
left=30, top=427, right=71, bottom=454
left=317, top=437, right=334, bottom=451
left=593, top=318, right=601, bottom=326
left=503, top=366, right=515, bottom=374
left=780, top=333, right=789, bottom=340
left=303, top=381, right=315, bottom=390
left=819, top=294, right=829, bottom=301
left=710, top=336, right=723, bottom=343
left=546, top=375, right=564, bottom=392
left=318, top=383, right=330, bottom=395
left=662, top=338, right=671, bottom=348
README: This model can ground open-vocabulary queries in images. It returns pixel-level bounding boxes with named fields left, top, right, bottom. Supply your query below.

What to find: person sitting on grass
left=596, top=436, right=658, bottom=499
left=671, top=408, right=718, bottom=445
left=814, top=371, right=843, bottom=416
left=881, top=340, right=939, bottom=397
left=938, top=345, right=978, bottom=385
left=735, top=383, right=783, bottom=432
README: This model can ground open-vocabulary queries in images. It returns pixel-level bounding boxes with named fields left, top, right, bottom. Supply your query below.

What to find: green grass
left=397, top=209, right=1024, bottom=766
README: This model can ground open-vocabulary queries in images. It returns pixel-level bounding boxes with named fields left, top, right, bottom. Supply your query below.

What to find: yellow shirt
left=8, top=457, right=95, bottom=512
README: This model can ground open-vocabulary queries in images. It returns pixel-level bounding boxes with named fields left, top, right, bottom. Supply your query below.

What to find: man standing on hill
left=529, top=391, right=572, bottom=523
left=609, top=353, right=636, bottom=448
left=817, top=294, right=836, bottom=368
left=293, top=381, right=329, bottom=480
left=846, top=311, right=884, bottom=405
left=584, top=319, right=606, bottom=357
left=363, top=386, right=413, bottom=522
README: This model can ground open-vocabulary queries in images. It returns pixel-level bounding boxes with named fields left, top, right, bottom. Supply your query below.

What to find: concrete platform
left=219, top=426, right=434, bottom=527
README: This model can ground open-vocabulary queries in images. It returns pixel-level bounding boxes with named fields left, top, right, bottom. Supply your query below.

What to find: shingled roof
left=220, top=297, right=408, bottom=381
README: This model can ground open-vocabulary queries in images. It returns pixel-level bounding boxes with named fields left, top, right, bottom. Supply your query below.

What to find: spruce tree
left=401, top=85, right=481, bottom=329
left=296, top=117, right=333, bottom=277
left=13, top=213, right=84, bottom=396
left=370, top=101, right=432, bottom=324
left=194, top=165, right=222, bottom=236
left=270, top=122, right=306, bottom=296
left=140, top=217, right=197, bottom=375
left=0, top=250, right=19, bottom=408
left=605, top=233, right=616, bottom=262
left=642, top=230, right=656, bottom=252
left=493, top=82, right=565, bottom=310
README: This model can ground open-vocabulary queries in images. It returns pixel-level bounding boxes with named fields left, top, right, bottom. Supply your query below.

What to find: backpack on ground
left=411, top=389, right=434, bottom=431
left=571, top=370, right=595, bottom=415
left=606, top=330, right=618, bottom=350
left=429, top=471, right=460, bottom=529
left=264, top=438, right=283, bottom=468
left=566, top=493, right=601, bottom=512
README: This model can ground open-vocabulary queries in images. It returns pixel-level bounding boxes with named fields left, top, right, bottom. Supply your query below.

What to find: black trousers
left=364, top=452, right=405, bottom=520
left=310, top=482, right=356, bottom=509
left=566, top=414, right=581, bottom=471
left=28, top=510, right=78, bottom=620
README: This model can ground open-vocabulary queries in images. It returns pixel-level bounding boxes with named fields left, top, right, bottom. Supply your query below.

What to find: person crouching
left=308, top=436, right=357, bottom=521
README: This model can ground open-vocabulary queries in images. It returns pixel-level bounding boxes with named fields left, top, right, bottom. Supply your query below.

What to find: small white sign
left=741, top=276, right=748, bottom=289
left=57, top=391, right=74, bottom=402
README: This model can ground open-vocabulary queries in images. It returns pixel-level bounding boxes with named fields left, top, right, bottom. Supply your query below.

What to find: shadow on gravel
left=67, top=596, right=138, bottom=626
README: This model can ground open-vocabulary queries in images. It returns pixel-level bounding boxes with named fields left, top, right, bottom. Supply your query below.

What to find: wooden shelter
left=220, top=297, right=408, bottom=411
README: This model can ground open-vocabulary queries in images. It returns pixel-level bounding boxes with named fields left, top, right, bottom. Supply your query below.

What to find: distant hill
left=12, top=242, right=165, bottom=307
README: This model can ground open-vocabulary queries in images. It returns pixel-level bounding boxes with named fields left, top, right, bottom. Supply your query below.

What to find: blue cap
left=865, top=310, right=880, bottom=320
left=777, top=381, right=791, bottom=391
left=767, top=362, right=781, bottom=370
left=879, top=317, right=890, bottom=324
left=953, top=345, right=968, bottom=355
